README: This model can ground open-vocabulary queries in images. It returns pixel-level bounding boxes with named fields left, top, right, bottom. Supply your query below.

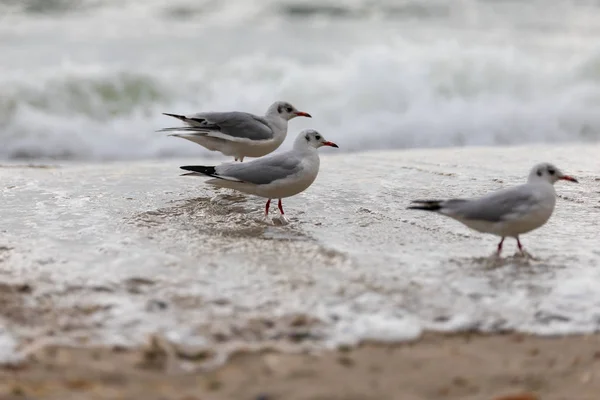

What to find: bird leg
left=515, top=237, right=536, bottom=259
left=277, top=199, right=289, bottom=224
left=496, top=237, right=505, bottom=256
left=265, top=199, right=271, bottom=218
left=516, top=237, right=523, bottom=253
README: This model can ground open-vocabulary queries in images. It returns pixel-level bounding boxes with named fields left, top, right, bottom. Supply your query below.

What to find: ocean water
left=2, top=0, right=600, bottom=160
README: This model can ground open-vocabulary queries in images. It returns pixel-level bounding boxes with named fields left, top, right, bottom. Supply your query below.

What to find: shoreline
left=0, top=139, right=598, bottom=168
left=2, top=332, right=599, bottom=400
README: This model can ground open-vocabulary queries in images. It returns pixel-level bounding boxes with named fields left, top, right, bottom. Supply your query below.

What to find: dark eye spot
left=315, top=135, right=321, bottom=140
left=286, top=106, right=293, bottom=113
left=277, top=105, right=283, bottom=114
left=548, top=168, right=555, bottom=175
left=536, top=169, right=543, bottom=177
left=305, top=134, right=310, bottom=142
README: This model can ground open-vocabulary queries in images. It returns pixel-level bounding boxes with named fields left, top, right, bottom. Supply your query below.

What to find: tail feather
left=156, top=127, right=210, bottom=134
left=180, top=172, right=202, bottom=176
left=162, top=112, right=188, bottom=121
left=180, top=165, right=217, bottom=177
left=179, top=166, right=245, bottom=184
left=163, top=113, right=210, bottom=125
left=407, top=200, right=443, bottom=212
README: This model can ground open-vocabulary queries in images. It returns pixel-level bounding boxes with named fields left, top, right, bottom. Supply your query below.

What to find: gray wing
left=214, top=153, right=302, bottom=185
left=185, top=111, right=274, bottom=142
left=442, top=185, right=538, bottom=222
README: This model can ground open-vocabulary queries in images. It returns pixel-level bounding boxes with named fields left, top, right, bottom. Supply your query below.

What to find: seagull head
left=268, top=101, right=312, bottom=121
left=295, top=129, right=339, bottom=150
left=528, top=162, right=578, bottom=185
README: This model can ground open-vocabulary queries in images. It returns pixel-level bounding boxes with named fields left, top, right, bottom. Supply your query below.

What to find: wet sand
left=2, top=333, right=600, bottom=400
left=1, top=143, right=600, bottom=398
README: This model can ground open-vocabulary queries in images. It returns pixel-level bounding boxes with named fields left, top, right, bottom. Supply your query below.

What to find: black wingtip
left=407, top=200, right=442, bottom=212
left=180, top=165, right=216, bottom=176
left=406, top=206, right=438, bottom=211
left=163, top=112, right=186, bottom=120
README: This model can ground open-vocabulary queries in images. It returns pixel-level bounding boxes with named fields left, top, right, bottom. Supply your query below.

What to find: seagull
left=159, top=101, right=311, bottom=162
left=179, top=129, right=338, bottom=223
left=408, top=163, right=578, bottom=255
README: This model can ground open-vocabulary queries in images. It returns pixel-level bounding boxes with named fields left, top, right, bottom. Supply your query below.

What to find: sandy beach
left=2, top=333, right=600, bottom=400
left=1, top=143, right=599, bottom=398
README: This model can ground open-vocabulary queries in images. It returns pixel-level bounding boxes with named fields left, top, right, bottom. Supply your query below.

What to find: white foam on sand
left=0, top=143, right=599, bottom=364
left=331, top=313, right=423, bottom=346
left=0, top=322, right=21, bottom=365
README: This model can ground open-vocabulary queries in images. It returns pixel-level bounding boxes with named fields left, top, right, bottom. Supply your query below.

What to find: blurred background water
left=1, top=0, right=600, bottom=160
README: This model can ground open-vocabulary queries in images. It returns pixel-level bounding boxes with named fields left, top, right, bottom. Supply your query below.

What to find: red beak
left=323, top=141, right=339, bottom=148
left=560, top=175, right=578, bottom=183
left=295, top=111, right=312, bottom=118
